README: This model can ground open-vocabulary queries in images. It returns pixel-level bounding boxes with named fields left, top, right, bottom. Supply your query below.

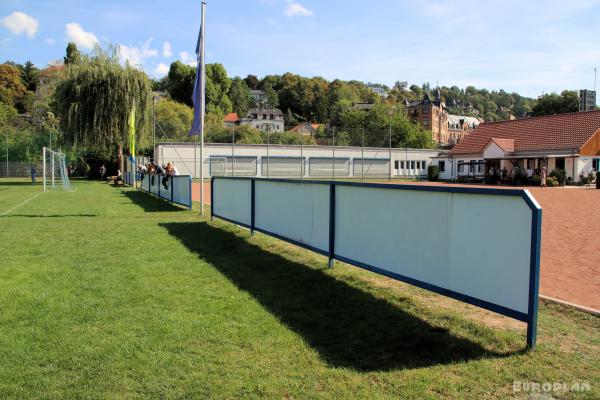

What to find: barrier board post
left=210, top=177, right=214, bottom=221
left=251, top=179, right=256, bottom=235
left=527, top=205, right=542, bottom=349
left=328, top=184, right=335, bottom=268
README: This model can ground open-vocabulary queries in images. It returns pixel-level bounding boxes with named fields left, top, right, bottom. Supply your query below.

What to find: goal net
left=43, top=147, right=73, bottom=192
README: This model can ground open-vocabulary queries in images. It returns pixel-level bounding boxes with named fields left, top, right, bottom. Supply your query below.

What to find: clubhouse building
left=437, top=110, right=600, bottom=182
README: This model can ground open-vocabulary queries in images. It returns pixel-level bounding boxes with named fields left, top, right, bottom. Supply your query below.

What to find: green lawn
left=0, top=179, right=598, bottom=399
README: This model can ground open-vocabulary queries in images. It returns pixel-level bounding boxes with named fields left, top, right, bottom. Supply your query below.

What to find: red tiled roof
left=488, top=138, right=515, bottom=153
left=223, top=112, right=239, bottom=122
left=450, top=110, right=600, bottom=155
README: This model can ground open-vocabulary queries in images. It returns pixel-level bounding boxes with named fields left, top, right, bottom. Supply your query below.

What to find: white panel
left=309, top=158, right=350, bottom=177
left=353, top=159, right=389, bottom=177
left=172, top=176, right=191, bottom=206
left=213, top=179, right=252, bottom=226
left=262, top=158, right=304, bottom=177
left=255, top=181, right=329, bottom=252
left=334, top=186, right=531, bottom=314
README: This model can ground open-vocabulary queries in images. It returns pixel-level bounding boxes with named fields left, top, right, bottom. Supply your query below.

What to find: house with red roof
left=289, top=122, right=324, bottom=137
left=435, top=110, right=600, bottom=182
left=223, top=112, right=239, bottom=128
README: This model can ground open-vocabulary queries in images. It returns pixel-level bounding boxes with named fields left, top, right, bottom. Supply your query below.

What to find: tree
left=166, top=61, right=196, bottom=106
left=228, top=77, right=251, bottom=116
left=155, top=98, right=193, bottom=140
left=244, top=74, right=259, bottom=90
left=0, top=102, right=17, bottom=127
left=531, top=90, right=578, bottom=116
left=19, top=61, right=40, bottom=92
left=0, top=63, right=27, bottom=108
left=206, top=63, right=232, bottom=114
left=64, top=42, right=82, bottom=65
left=263, top=82, right=279, bottom=108
left=54, top=50, right=152, bottom=172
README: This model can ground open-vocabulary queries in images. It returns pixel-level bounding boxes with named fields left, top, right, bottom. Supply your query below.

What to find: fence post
left=328, top=183, right=336, bottom=268
left=527, top=207, right=542, bottom=349
left=188, top=176, right=192, bottom=210
left=171, top=176, right=174, bottom=203
left=210, top=177, right=214, bottom=220
left=251, top=179, right=256, bottom=235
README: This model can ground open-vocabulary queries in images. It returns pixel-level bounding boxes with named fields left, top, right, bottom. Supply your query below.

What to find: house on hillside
left=250, top=90, right=267, bottom=106
left=240, top=108, right=285, bottom=132
left=447, top=115, right=483, bottom=144
left=434, top=110, right=600, bottom=182
left=289, top=122, right=324, bottom=137
left=405, top=91, right=449, bottom=145
left=223, top=112, right=239, bottom=128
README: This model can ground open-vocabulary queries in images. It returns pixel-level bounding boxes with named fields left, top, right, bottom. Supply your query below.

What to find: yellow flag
left=128, top=102, right=136, bottom=158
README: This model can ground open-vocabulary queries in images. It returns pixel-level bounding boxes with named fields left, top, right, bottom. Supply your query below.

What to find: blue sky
left=1, top=0, right=599, bottom=99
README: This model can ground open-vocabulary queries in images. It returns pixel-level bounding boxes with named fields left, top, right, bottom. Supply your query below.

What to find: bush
left=531, top=175, right=541, bottom=186
left=427, top=165, right=439, bottom=181
left=547, top=177, right=558, bottom=187
left=550, top=169, right=566, bottom=186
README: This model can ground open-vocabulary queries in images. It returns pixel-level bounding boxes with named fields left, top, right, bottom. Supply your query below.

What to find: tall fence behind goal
left=43, top=147, right=73, bottom=192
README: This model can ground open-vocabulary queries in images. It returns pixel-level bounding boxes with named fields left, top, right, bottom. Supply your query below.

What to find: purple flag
left=188, top=9, right=205, bottom=136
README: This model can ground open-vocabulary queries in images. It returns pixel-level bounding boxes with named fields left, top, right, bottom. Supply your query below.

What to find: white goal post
left=43, top=147, right=73, bottom=192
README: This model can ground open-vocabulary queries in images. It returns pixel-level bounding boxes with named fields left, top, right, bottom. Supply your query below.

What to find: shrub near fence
left=211, top=176, right=542, bottom=349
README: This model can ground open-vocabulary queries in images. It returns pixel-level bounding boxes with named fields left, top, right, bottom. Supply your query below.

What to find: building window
left=411, top=161, right=415, bottom=169
left=394, top=160, right=399, bottom=169
left=400, top=161, right=405, bottom=169
left=439, top=160, right=446, bottom=172
left=555, top=158, right=565, bottom=170
left=593, top=158, right=600, bottom=171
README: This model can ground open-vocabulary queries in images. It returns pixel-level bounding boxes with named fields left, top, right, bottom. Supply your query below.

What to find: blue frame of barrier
left=210, top=176, right=542, bottom=350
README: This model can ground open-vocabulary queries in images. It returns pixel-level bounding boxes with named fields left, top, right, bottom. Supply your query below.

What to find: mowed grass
left=0, top=179, right=598, bottom=399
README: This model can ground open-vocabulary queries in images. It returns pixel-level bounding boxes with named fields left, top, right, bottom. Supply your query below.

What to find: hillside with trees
left=1, top=44, right=592, bottom=174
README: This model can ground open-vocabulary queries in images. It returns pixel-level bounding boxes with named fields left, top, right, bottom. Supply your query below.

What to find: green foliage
left=0, top=102, right=18, bottom=127
left=155, top=98, right=193, bottom=139
left=549, top=169, right=567, bottom=186
left=166, top=61, right=195, bottom=106
left=531, top=90, right=578, bottom=116
left=228, top=77, right=251, bottom=116
left=428, top=165, right=439, bottom=181
left=64, top=42, right=82, bottom=65
left=532, top=175, right=541, bottom=186
left=244, top=74, right=259, bottom=90
left=546, top=176, right=558, bottom=187
left=19, top=61, right=40, bottom=92
left=54, top=50, right=152, bottom=151
left=0, top=63, right=27, bottom=109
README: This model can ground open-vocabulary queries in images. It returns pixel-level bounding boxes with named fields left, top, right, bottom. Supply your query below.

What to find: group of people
left=488, top=165, right=547, bottom=187
left=138, top=162, right=179, bottom=189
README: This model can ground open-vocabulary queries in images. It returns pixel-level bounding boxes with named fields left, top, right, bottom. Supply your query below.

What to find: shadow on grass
left=160, top=221, right=516, bottom=372
left=120, top=188, right=185, bottom=212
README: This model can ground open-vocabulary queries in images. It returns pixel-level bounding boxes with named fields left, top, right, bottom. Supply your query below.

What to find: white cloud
left=0, top=11, right=39, bottom=39
left=284, top=1, right=314, bottom=17
left=154, top=63, right=170, bottom=76
left=45, top=38, right=56, bottom=46
left=179, top=51, right=197, bottom=66
left=118, top=39, right=158, bottom=67
left=162, top=41, right=173, bottom=57
left=65, top=23, right=99, bottom=50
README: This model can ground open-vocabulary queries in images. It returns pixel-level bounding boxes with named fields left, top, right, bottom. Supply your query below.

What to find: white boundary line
left=0, top=192, right=42, bottom=217
left=540, top=295, right=600, bottom=317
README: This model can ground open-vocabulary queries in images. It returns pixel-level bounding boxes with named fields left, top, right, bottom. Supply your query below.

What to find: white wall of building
left=156, top=143, right=445, bottom=179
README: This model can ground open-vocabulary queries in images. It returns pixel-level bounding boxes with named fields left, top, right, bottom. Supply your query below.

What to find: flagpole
left=199, top=1, right=206, bottom=215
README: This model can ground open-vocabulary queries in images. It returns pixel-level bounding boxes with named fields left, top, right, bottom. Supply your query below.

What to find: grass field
left=1, top=179, right=598, bottom=399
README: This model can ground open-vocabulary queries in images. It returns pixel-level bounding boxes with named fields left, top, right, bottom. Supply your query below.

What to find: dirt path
left=194, top=181, right=600, bottom=310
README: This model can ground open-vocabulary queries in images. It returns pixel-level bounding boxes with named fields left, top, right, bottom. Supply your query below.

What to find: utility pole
left=153, top=96, right=156, bottom=162
left=388, top=108, right=393, bottom=181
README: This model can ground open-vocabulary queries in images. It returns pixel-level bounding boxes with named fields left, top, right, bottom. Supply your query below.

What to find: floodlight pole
left=152, top=96, right=156, bottom=163
left=199, top=1, right=206, bottom=215
left=332, top=126, right=335, bottom=180
left=388, top=109, right=393, bottom=181
left=231, top=126, right=235, bottom=176
left=5, top=130, right=8, bottom=179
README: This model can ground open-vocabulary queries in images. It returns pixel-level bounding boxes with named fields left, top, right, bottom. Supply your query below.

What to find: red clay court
left=193, top=181, right=600, bottom=311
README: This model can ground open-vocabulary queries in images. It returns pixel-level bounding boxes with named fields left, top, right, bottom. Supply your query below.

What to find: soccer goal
left=43, top=147, right=73, bottom=192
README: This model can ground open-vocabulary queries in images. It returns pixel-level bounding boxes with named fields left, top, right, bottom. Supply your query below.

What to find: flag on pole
left=128, top=101, right=136, bottom=161
left=189, top=8, right=205, bottom=136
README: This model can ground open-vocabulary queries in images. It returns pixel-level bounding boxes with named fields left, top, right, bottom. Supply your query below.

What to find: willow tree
left=54, top=50, right=152, bottom=172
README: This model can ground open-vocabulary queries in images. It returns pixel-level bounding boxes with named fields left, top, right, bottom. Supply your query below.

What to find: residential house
left=405, top=91, right=449, bottom=144
left=289, top=122, right=324, bottom=137
left=240, top=108, right=285, bottom=132
left=447, top=114, right=483, bottom=144
left=223, top=112, right=239, bottom=128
